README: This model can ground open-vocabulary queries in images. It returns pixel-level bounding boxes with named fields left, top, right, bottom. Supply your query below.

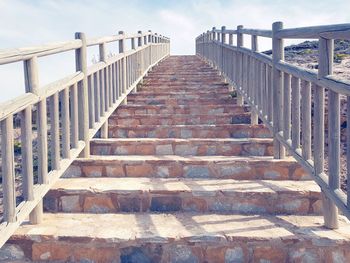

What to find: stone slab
left=45, top=177, right=321, bottom=214
left=3, top=213, right=350, bottom=262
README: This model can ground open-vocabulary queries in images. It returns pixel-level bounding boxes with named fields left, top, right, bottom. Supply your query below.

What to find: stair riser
left=138, top=86, right=229, bottom=91
left=129, top=89, right=232, bottom=94
left=44, top=191, right=321, bottom=215
left=6, top=237, right=347, bottom=263
left=109, top=114, right=250, bottom=125
left=64, top=160, right=309, bottom=181
left=90, top=140, right=272, bottom=156
left=115, top=106, right=249, bottom=116
left=137, top=85, right=229, bottom=89
left=128, top=93, right=232, bottom=100
left=108, top=125, right=270, bottom=139
left=128, top=92, right=232, bottom=97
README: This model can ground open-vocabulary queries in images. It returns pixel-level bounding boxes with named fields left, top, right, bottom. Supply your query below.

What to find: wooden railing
left=196, top=22, right=350, bottom=229
left=0, top=30, right=170, bottom=247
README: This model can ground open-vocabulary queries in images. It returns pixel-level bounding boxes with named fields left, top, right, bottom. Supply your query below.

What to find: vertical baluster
left=20, top=107, right=34, bottom=201
left=71, top=83, right=79, bottom=148
left=88, top=74, right=95, bottom=128
left=108, top=65, right=113, bottom=107
left=2, top=116, right=16, bottom=223
left=99, top=42, right=108, bottom=138
left=61, top=88, right=70, bottom=159
left=261, top=63, right=266, bottom=118
left=236, top=25, right=244, bottom=106
left=221, top=26, right=226, bottom=75
left=104, top=64, right=109, bottom=112
left=138, top=31, right=143, bottom=85
left=268, top=65, right=273, bottom=124
left=291, top=76, right=300, bottom=150
left=301, top=80, right=311, bottom=159
left=119, top=31, right=127, bottom=104
left=283, top=73, right=291, bottom=142
left=251, top=35, right=258, bottom=123
left=49, top=92, right=60, bottom=170
left=111, top=63, right=116, bottom=102
left=94, top=72, right=100, bottom=123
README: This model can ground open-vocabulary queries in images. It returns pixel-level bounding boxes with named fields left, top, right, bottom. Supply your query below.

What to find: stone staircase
left=3, top=55, right=350, bottom=262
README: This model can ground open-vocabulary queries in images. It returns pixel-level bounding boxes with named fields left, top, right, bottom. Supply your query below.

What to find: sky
left=0, top=0, right=349, bottom=102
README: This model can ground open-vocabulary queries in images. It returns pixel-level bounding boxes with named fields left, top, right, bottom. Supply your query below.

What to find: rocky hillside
left=264, top=39, right=350, bottom=80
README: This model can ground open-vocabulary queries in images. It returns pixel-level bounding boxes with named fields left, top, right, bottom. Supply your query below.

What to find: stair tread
left=91, top=138, right=272, bottom=143
left=112, top=113, right=247, bottom=117
left=51, top=177, right=320, bottom=194
left=13, top=213, right=350, bottom=243
left=110, top=124, right=264, bottom=128
left=83, top=155, right=292, bottom=162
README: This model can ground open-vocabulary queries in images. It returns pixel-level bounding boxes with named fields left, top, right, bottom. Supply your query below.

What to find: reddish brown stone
left=253, top=246, right=286, bottom=263
left=126, top=163, right=155, bottom=177
left=83, top=195, right=116, bottom=213
left=32, top=242, right=72, bottom=261
left=82, top=165, right=103, bottom=177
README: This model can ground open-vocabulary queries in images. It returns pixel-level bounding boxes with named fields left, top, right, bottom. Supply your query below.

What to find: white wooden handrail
left=196, top=22, right=350, bottom=230
left=0, top=30, right=170, bottom=248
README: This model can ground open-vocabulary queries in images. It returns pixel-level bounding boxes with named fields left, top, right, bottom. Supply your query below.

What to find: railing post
left=75, top=32, right=90, bottom=157
left=119, top=31, right=127, bottom=105
left=236, top=25, right=244, bottom=106
left=211, top=27, right=216, bottom=68
left=1, top=116, right=15, bottom=223
left=318, top=37, right=339, bottom=229
left=131, top=34, right=137, bottom=93
left=24, top=56, right=45, bottom=223
left=98, top=42, right=108, bottom=139
left=251, top=35, right=259, bottom=125
left=138, top=30, right=144, bottom=86
left=221, top=26, right=226, bottom=78
left=148, top=30, right=153, bottom=69
left=272, top=21, right=285, bottom=159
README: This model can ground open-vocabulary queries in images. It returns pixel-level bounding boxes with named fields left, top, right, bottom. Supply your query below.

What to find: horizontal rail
left=239, top=28, right=272, bottom=38
left=198, top=23, right=350, bottom=41
left=196, top=21, right=350, bottom=230
left=0, top=40, right=82, bottom=65
left=275, top=23, right=350, bottom=39
left=0, top=31, right=169, bottom=64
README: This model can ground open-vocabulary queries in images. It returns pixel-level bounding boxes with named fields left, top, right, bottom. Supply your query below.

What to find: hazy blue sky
left=0, top=0, right=349, bottom=101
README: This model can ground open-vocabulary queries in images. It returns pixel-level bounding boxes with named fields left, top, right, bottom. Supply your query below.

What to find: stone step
left=108, top=124, right=270, bottom=139
left=64, top=155, right=309, bottom=181
left=109, top=113, right=250, bottom=126
left=138, top=85, right=229, bottom=91
left=128, top=90, right=232, bottom=97
left=45, top=177, right=322, bottom=214
left=127, top=97, right=237, bottom=106
left=5, top=213, right=350, bottom=262
left=90, top=138, right=272, bottom=156
left=115, top=104, right=249, bottom=116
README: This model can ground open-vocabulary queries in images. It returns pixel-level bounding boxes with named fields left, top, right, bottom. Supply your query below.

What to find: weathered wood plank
left=1, top=116, right=16, bottom=223
left=275, top=23, right=350, bottom=39
left=272, top=21, right=285, bottom=159
left=61, top=87, right=70, bottom=159
left=75, top=32, right=90, bottom=157
left=20, top=107, right=34, bottom=201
